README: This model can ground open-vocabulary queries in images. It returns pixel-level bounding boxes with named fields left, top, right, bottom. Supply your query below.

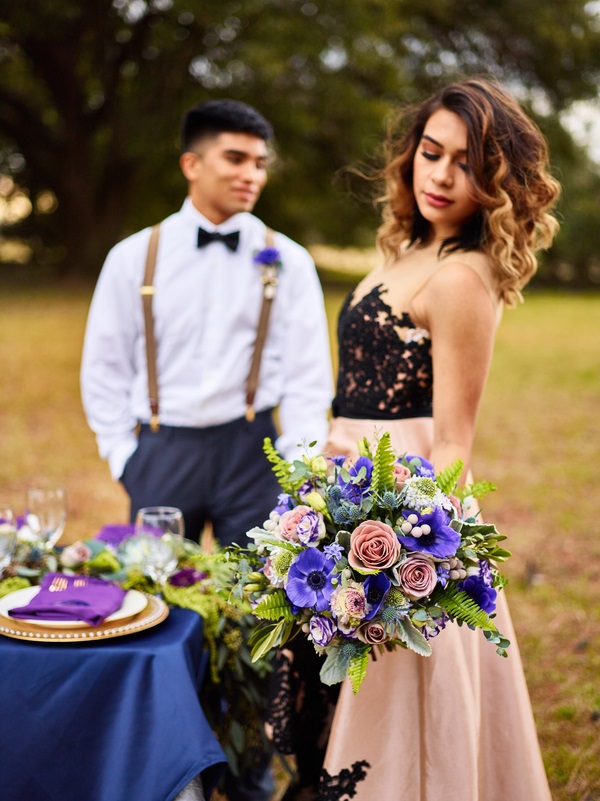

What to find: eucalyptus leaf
left=320, top=645, right=352, bottom=686
left=397, top=618, right=432, bottom=657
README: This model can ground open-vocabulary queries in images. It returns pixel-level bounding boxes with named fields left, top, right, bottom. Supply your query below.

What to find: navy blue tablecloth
left=0, top=606, right=226, bottom=801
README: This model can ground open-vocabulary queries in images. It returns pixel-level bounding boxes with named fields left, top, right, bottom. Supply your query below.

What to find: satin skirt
left=321, top=417, right=552, bottom=801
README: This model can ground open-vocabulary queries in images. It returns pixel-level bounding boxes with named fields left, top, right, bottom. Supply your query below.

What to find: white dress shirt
left=81, top=198, right=333, bottom=480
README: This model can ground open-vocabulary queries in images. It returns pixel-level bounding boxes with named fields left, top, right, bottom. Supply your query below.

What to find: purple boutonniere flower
left=253, top=246, right=281, bottom=267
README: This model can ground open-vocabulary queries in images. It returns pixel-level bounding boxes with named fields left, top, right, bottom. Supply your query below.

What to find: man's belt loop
left=245, top=227, right=278, bottom=423
left=142, top=224, right=161, bottom=432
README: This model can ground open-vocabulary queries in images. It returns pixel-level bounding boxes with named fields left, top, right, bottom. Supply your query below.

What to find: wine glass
left=0, top=508, right=17, bottom=572
left=133, top=506, right=185, bottom=588
left=26, top=487, right=67, bottom=550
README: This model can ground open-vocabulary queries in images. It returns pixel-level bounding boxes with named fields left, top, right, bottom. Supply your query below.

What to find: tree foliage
left=1, top=0, right=599, bottom=278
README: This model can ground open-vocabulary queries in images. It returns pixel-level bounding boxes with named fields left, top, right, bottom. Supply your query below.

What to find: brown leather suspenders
left=141, top=224, right=161, bottom=431
left=140, top=224, right=279, bottom=431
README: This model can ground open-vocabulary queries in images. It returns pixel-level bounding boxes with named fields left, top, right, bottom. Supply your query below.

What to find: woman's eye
left=421, top=151, right=439, bottom=161
left=458, top=162, right=470, bottom=173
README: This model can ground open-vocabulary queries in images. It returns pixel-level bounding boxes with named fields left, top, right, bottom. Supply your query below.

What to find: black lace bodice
left=332, top=284, right=433, bottom=420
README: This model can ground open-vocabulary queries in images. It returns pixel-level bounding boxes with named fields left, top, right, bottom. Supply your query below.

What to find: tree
left=1, top=0, right=599, bottom=278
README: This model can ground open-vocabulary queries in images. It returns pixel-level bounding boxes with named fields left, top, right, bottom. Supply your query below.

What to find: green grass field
left=1, top=282, right=599, bottom=799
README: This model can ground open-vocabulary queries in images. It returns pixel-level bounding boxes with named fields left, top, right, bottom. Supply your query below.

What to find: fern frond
left=253, top=590, right=296, bottom=621
left=263, top=437, right=294, bottom=492
left=436, top=458, right=464, bottom=495
left=433, top=587, right=497, bottom=631
left=456, top=481, right=496, bottom=501
left=349, top=647, right=369, bottom=694
left=370, top=431, right=396, bottom=495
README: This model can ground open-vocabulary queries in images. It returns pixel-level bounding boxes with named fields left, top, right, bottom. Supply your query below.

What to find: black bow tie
left=197, top=227, right=240, bottom=252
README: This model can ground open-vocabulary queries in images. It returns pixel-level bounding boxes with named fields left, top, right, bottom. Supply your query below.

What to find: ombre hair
left=378, top=79, right=560, bottom=305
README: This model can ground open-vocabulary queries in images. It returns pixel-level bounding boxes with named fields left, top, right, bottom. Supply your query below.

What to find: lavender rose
left=397, top=555, right=438, bottom=599
left=349, top=520, right=400, bottom=572
left=60, top=541, right=92, bottom=568
left=356, top=619, right=391, bottom=645
left=296, top=509, right=326, bottom=545
left=309, top=615, right=336, bottom=647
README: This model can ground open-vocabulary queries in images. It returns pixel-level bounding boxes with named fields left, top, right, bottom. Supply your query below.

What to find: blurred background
left=1, top=1, right=599, bottom=798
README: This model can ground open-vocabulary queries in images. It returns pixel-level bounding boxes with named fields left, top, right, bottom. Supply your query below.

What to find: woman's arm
left=422, top=260, right=499, bottom=478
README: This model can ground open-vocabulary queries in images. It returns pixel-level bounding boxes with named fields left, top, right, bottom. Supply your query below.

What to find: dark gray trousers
left=121, top=410, right=281, bottom=547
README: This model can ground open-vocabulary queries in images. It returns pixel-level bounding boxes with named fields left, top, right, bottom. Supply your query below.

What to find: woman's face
left=412, top=108, right=480, bottom=240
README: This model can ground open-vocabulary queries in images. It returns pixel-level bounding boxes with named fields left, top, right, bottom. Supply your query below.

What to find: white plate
left=0, top=585, right=148, bottom=628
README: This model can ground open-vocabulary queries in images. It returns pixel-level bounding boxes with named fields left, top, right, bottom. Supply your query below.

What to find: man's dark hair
left=180, top=99, right=273, bottom=153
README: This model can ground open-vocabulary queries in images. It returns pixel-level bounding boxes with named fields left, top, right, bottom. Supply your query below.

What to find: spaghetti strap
left=408, top=257, right=499, bottom=318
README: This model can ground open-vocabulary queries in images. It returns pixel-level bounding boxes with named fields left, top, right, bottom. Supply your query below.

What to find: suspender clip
left=150, top=414, right=160, bottom=432
left=245, top=405, right=256, bottom=423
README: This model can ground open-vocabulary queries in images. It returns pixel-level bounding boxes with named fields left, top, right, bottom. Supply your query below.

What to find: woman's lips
left=424, top=192, right=453, bottom=208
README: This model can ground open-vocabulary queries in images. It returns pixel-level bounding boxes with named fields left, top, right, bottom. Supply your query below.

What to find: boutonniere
left=253, top=246, right=282, bottom=269
left=253, top=247, right=282, bottom=299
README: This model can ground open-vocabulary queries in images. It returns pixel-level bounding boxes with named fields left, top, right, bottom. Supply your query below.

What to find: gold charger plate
left=0, top=594, right=168, bottom=643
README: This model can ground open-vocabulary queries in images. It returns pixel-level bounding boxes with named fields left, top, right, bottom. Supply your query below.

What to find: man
left=80, top=99, right=333, bottom=801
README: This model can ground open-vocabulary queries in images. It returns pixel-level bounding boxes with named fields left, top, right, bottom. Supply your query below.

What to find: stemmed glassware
left=26, top=487, right=67, bottom=550
left=133, top=506, right=185, bottom=589
left=0, top=508, right=17, bottom=572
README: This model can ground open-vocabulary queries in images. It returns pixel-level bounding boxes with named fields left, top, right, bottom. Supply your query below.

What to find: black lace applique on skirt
left=316, top=760, right=370, bottom=800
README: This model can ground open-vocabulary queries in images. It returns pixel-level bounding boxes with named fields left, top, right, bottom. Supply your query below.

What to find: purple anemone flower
left=338, top=456, right=373, bottom=503
left=405, top=454, right=436, bottom=478
left=458, top=575, right=497, bottom=615
left=285, top=548, right=335, bottom=612
left=363, top=572, right=392, bottom=620
left=398, top=507, right=460, bottom=558
left=329, top=454, right=347, bottom=468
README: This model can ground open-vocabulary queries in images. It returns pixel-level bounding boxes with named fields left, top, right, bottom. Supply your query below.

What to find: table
left=0, top=606, right=227, bottom=801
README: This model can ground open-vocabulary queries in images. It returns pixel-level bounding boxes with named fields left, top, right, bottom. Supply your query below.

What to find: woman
left=319, top=79, right=559, bottom=800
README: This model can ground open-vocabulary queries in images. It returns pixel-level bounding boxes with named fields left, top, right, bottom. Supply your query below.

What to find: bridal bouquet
left=230, top=433, right=511, bottom=694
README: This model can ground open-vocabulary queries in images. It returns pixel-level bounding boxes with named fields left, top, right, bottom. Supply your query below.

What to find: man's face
left=180, top=132, right=269, bottom=224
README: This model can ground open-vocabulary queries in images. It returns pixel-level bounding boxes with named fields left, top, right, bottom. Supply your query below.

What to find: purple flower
left=169, top=568, right=207, bottom=587
left=323, top=542, right=345, bottom=562
left=338, top=456, right=373, bottom=503
left=272, top=493, right=295, bottom=516
left=309, top=615, right=336, bottom=647
left=398, top=507, right=460, bottom=558
left=436, top=563, right=451, bottom=587
left=405, top=454, right=436, bottom=478
left=298, top=480, right=314, bottom=500
left=296, top=510, right=325, bottom=545
left=329, top=455, right=347, bottom=468
left=478, top=560, right=493, bottom=587
left=253, top=246, right=281, bottom=266
left=458, top=575, right=497, bottom=615
left=285, top=548, right=335, bottom=612
left=363, top=572, right=392, bottom=620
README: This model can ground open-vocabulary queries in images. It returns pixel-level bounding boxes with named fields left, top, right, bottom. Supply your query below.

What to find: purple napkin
left=95, top=523, right=137, bottom=547
left=9, top=573, right=127, bottom=626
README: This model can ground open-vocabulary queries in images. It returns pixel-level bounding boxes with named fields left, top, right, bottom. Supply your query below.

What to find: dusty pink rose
left=349, top=520, right=400, bottom=571
left=447, top=494, right=462, bottom=515
left=60, top=541, right=93, bottom=568
left=397, top=555, right=438, bottom=599
left=278, top=505, right=312, bottom=543
left=356, top=619, right=391, bottom=645
left=393, top=463, right=412, bottom=488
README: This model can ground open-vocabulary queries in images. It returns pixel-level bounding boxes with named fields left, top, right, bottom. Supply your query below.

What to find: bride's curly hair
left=378, top=79, right=560, bottom=305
